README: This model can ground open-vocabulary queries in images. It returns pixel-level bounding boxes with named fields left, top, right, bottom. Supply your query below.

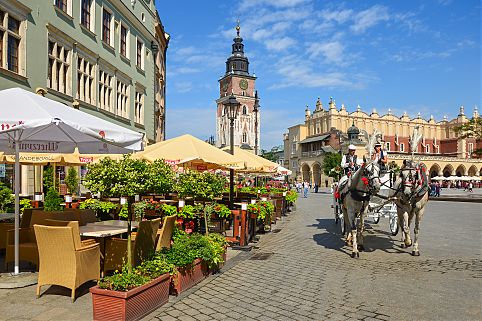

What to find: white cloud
left=351, top=5, right=390, bottom=34
left=270, top=55, right=354, bottom=89
left=265, top=37, right=296, bottom=51
left=174, top=82, right=193, bottom=93
left=318, top=9, right=353, bottom=23
left=306, top=41, right=344, bottom=64
left=239, top=0, right=311, bottom=11
left=169, top=67, right=201, bottom=76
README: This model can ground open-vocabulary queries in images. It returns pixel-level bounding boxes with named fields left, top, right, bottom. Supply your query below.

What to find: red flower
left=361, top=177, right=369, bottom=186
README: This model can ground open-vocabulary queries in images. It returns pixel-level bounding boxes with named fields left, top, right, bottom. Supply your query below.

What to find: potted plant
left=43, top=187, right=64, bottom=212
left=79, top=198, right=118, bottom=220
left=90, top=256, right=174, bottom=321
left=0, top=183, right=14, bottom=213
left=163, top=232, right=225, bottom=295
left=84, top=155, right=148, bottom=272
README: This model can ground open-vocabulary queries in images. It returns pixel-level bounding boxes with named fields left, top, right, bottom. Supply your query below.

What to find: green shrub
left=65, top=167, right=79, bottom=195
left=0, top=183, right=14, bottom=212
left=285, top=190, right=298, bottom=204
left=177, top=204, right=197, bottom=219
left=19, top=199, right=32, bottom=214
left=162, top=204, right=177, bottom=216
left=212, top=203, right=231, bottom=219
left=43, top=187, right=63, bottom=212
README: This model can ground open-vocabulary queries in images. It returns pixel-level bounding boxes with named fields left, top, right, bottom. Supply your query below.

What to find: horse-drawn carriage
left=333, top=172, right=399, bottom=236
left=332, top=127, right=429, bottom=258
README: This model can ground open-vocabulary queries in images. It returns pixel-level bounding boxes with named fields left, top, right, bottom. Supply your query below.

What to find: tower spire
left=236, top=19, right=240, bottom=37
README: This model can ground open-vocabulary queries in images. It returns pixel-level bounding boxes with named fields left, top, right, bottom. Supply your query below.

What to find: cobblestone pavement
left=146, top=192, right=481, bottom=321
left=0, top=193, right=480, bottom=320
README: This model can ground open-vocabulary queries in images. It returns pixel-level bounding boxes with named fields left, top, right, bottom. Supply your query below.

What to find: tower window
left=242, top=105, right=247, bottom=115
left=242, top=132, right=247, bottom=143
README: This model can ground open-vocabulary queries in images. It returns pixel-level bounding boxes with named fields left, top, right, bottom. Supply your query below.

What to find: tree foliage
left=84, top=155, right=149, bottom=197
left=0, top=183, right=14, bottom=212
left=145, top=159, right=175, bottom=195
left=175, top=171, right=225, bottom=200
left=322, top=153, right=342, bottom=178
left=454, top=117, right=482, bottom=156
left=65, top=167, right=79, bottom=195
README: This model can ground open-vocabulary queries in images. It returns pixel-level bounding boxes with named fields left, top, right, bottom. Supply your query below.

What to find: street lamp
left=253, top=90, right=260, bottom=156
left=223, top=93, right=240, bottom=209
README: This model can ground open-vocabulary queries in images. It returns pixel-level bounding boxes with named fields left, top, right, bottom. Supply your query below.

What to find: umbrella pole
left=14, top=138, right=20, bottom=275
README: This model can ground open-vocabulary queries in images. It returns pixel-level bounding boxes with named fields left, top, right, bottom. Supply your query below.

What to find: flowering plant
left=212, top=203, right=231, bottom=219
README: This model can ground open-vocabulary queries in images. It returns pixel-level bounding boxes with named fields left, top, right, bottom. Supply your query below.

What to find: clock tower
left=216, top=22, right=260, bottom=154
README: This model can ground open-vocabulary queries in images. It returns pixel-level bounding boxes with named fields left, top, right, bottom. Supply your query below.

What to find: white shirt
left=372, top=150, right=388, bottom=163
left=341, top=154, right=362, bottom=168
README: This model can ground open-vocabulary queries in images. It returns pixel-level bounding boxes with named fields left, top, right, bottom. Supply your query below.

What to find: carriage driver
left=341, top=144, right=361, bottom=175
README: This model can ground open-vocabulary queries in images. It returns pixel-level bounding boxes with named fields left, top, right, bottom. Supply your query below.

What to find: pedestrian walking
left=303, top=181, right=309, bottom=198
left=469, top=181, right=473, bottom=192
left=435, top=182, right=441, bottom=197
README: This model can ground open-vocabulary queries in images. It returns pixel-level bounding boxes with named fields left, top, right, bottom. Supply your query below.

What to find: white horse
left=339, top=160, right=381, bottom=258
left=389, top=160, right=429, bottom=256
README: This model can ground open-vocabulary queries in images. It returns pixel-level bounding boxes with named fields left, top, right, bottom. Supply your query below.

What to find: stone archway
left=443, top=164, right=454, bottom=177
left=468, top=165, right=478, bottom=177
left=429, top=163, right=441, bottom=178
left=312, top=163, right=322, bottom=187
left=301, top=163, right=311, bottom=182
left=455, top=164, right=466, bottom=177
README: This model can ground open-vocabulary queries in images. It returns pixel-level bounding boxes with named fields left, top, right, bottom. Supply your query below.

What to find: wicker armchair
left=103, top=218, right=161, bottom=273
left=5, top=227, right=38, bottom=269
left=33, top=225, right=100, bottom=302
left=156, top=215, right=177, bottom=251
left=43, top=220, right=96, bottom=247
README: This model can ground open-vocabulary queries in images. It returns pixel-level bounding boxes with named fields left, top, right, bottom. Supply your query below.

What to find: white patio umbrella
left=0, top=87, right=144, bottom=275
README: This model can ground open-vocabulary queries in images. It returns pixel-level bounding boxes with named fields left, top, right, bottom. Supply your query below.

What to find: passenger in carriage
left=372, top=142, right=388, bottom=173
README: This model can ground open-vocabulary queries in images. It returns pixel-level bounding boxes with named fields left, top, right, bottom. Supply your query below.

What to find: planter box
left=90, top=273, right=170, bottom=321
left=170, top=258, right=209, bottom=296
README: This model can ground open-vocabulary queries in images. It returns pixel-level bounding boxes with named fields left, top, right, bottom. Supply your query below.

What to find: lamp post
left=223, top=93, right=240, bottom=209
left=253, top=90, right=260, bottom=155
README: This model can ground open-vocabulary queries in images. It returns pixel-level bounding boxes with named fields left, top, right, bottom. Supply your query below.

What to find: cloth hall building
left=284, top=97, right=482, bottom=186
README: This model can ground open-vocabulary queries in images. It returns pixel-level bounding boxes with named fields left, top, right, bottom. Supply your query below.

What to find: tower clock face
left=239, top=79, right=248, bottom=90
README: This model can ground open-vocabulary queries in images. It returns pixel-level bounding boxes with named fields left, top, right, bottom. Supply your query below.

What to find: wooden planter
left=90, top=273, right=170, bottom=321
left=170, top=258, right=209, bottom=296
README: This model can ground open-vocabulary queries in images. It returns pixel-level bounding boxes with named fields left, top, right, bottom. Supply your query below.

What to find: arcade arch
left=468, top=165, right=478, bottom=177
left=455, top=164, right=466, bottom=177
left=429, top=163, right=441, bottom=178
left=312, top=163, right=322, bottom=187
left=442, top=164, right=454, bottom=177
left=301, top=163, right=311, bottom=183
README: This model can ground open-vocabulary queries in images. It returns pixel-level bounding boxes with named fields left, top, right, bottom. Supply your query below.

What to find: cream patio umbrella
left=221, top=146, right=279, bottom=173
left=134, top=134, right=243, bottom=170
left=0, top=87, right=144, bottom=275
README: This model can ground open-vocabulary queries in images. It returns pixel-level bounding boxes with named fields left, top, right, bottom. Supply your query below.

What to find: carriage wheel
left=389, top=207, right=399, bottom=236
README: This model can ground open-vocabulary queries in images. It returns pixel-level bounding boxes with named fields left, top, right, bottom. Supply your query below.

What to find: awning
left=321, top=146, right=337, bottom=153
left=299, top=134, right=330, bottom=144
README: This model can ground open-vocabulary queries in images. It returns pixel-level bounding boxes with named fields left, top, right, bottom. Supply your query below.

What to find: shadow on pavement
left=311, top=218, right=407, bottom=256
left=39, top=280, right=96, bottom=300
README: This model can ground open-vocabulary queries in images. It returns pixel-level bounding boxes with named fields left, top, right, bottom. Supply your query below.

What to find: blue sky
left=157, top=0, right=480, bottom=149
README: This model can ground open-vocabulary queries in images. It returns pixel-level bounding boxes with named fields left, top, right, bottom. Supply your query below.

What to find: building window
left=55, top=0, right=68, bottom=13
left=116, top=80, right=129, bottom=118
left=102, top=9, right=112, bottom=45
left=242, top=132, right=247, bottom=143
left=136, top=39, right=144, bottom=69
left=80, top=0, right=94, bottom=31
left=242, top=105, right=247, bottom=115
left=425, top=145, right=430, bottom=153
left=120, top=25, right=128, bottom=58
left=400, top=143, right=404, bottom=152
left=135, top=90, right=144, bottom=124
left=468, top=143, right=474, bottom=156
left=385, top=142, right=390, bottom=151
left=291, top=143, right=296, bottom=154
left=0, top=10, right=22, bottom=74
left=76, top=56, right=95, bottom=105
left=47, top=39, right=71, bottom=95
left=98, top=69, right=113, bottom=112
